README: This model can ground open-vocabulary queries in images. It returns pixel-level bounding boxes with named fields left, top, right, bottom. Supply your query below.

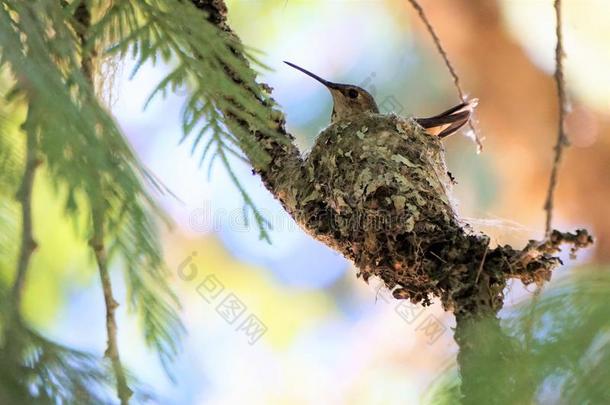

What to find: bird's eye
left=347, top=89, right=359, bottom=99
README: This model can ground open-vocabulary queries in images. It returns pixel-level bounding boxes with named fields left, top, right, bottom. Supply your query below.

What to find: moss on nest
left=296, top=114, right=456, bottom=302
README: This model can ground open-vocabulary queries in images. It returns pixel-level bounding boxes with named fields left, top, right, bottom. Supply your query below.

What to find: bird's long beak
left=284, top=61, right=339, bottom=90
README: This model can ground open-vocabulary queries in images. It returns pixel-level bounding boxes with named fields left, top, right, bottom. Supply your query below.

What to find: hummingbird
left=285, top=61, right=477, bottom=138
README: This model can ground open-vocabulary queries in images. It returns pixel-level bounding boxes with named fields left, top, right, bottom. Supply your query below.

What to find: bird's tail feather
left=415, top=98, right=478, bottom=138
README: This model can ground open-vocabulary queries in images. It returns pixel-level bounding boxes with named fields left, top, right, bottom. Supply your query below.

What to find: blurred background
left=15, top=0, right=610, bottom=403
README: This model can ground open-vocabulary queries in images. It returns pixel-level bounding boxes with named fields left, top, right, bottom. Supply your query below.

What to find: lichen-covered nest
left=277, top=113, right=591, bottom=311
left=299, top=113, right=457, bottom=301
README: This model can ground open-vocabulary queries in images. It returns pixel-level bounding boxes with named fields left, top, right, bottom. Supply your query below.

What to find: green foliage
left=91, top=0, right=277, bottom=240
left=0, top=95, right=21, bottom=272
left=0, top=0, right=283, bottom=400
left=0, top=281, right=159, bottom=404
left=0, top=276, right=113, bottom=404
left=0, top=0, right=183, bottom=393
left=0, top=95, right=21, bottom=192
left=423, top=270, right=610, bottom=404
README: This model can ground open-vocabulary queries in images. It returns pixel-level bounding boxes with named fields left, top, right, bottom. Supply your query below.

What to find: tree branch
left=189, top=0, right=305, bottom=213
left=189, top=1, right=593, bottom=300
left=90, top=207, right=132, bottom=405
left=190, top=3, right=593, bottom=402
left=11, top=114, right=40, bottom=310
left=180, top=3, right=597, bottom=405
left=75, top=3, right=131, bottom=403
left=544, top=0, right=569, bottom=237
left=528, top=0, right=569, bottom=358
left=406, top=0, right=483, bottom=152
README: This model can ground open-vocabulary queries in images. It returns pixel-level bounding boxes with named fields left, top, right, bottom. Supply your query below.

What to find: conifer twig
left=91, top=207, right=132, bottom=405
left=75, top=2, right=131, bottom=403
left=406, top=0, right=483, bottom=152
left=11, top=117, right=40, bottom=310
left=544, top=0, right=568, bottom=237
left=189, top=0, right=304, bottom=210
left=529, top=0, right=568, bottom=363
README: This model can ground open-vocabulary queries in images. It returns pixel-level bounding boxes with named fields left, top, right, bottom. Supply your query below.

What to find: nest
left=281, top=113, right=592, bottom=312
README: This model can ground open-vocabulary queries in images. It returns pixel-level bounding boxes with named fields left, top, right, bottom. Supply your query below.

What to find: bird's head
left=285, top=61, right=379, bottom=123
